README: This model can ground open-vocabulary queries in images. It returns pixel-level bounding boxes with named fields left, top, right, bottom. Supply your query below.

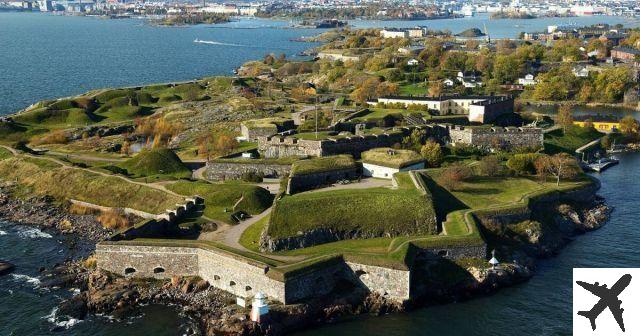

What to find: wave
left=43, top=307, right=83, bottom=329
left=193, top=39, right=246, bottom=47
left=17, top=227, right=53, bottom=239
left=0, top=230, right=6, bottom=235
left=11, top=273, right=41, bottom=286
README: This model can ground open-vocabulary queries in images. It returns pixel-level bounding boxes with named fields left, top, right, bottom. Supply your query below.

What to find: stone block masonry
left=204, top=161, right=292, bottom=181
left=96, top=242, right=413, bottom=304
left=448, top=126, right=543, bottom=150
left=287, top=167, right=359, bottom=194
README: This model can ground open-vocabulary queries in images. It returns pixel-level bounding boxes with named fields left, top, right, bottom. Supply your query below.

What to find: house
left=407, top=28, right=424, bottom=38
left=573, top=114, right=622, bottom=133
left=361, top=148, right=425, bottom=179
left=397, top=45, right=425, bottom=55
left=517, top=74, right=536, bottom=86
left=457, top=71, right=483, bottom=88
left=444, top=79, right=455, bottom=87
left=572, top=66, right=590, bottom=78
left=407, top=58, right=419, bottom=66
left=370, top=95, right=514, bottom=124
left=380, top=29, right=409, bottom=39
left=611, top=47, right=640, bottom=61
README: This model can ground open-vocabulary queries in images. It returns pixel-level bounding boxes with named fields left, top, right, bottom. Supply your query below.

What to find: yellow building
left=573, top=115, right=621, bottom=133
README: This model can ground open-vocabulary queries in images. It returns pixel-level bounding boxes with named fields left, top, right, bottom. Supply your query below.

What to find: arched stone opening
left=153, top=267, right=165, bottom=274
left=124, top=267, right=136, bottom=275
left=245, top=285, right=252, bottom=291
left=437, top=250, right=448, bottom=257
left=229, top=281, right=236, bottom=286
left=214, top=275, right=221, bottom=280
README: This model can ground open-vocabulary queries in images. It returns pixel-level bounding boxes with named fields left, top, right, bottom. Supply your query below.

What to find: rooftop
left=362, top=148, right=424, bottom=169
left=574, top=114, right=622, bottom=123
left=290, top=155, right=357, bottom=176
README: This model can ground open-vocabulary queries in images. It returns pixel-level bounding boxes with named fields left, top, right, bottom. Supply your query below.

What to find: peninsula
left=2, top=23, right=639, bottom=335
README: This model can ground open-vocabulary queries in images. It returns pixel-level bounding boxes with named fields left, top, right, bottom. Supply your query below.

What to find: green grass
left=361, top=147, right=423, bottom=168
left=0, top=156, right=182, bottom=214
left=268, top=172, right=437, bottom=240
left=0, top=147, right=13, bottom=160
left=166, top=180, right=273, bottom=223
left=239, top=214, right=270, bottom=252
left=399, top=82, right=428, bottom=96
left=118, top=148, right=191, bottom=179
left=290, top=155, right=356, bottom=176
left=544, top=125, right=602, bottom=154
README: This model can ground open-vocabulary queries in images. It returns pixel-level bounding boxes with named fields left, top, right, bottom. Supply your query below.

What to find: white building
left=361, top=148, right=425, bottom=179
left=444, top=78, right=455, bottom=87
left=572, top=66, right=590, bottom=77
left=517, top=74, right=536, bottom=86
left=380, top=29, right=409, bottom=39
left=407, top=58, right=419, bottom=66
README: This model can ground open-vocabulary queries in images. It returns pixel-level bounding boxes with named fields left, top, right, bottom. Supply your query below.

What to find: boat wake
left=0, top=230, right=7, bottom=235
left=193, top=39, right=246, bottom=47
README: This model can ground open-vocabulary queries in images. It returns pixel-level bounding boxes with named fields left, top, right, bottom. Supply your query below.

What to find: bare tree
left=536, top=153, right=581, bottom=186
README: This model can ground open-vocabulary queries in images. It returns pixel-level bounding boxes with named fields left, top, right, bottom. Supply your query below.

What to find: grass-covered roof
left=362, top=148, right=424, bottom=169
left=290, top=155, right=357, bottom=176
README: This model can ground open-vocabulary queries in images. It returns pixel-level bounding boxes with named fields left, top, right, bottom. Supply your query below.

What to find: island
left=3, top=23, right=640, bottom=335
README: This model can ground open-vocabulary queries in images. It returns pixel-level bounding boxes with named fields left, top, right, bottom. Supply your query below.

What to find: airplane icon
left=576, top=273, right=632, bottom=332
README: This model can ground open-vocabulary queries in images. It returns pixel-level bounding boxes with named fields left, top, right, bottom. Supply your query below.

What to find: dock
left=584, top=158, right=619, bottom=173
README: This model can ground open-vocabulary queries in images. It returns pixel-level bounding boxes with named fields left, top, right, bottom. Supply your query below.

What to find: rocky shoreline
left=0, top=187, right=611, bottom=335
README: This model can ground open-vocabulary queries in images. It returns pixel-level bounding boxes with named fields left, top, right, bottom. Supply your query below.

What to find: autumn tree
left=198, top=130, right=239, bottom=161
left=477, top=155, right=503, bottom=177
left=437, top=163, right=472, bottom=191
left=620, top=115, right=640, bottom=135
left=402, top=129, right=427, bottom=152
left=535, top=153, right=581, bottom=186
left=420, top=141, right=443, bottom=168
left=428, top=81, right=444, bottom=97
left=557, top=105, right=574, bottom=132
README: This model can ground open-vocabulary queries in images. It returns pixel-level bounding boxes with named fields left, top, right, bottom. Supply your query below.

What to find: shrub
left=68, top=203, right=100, bottom=215
left=83, top=256, right=97, bottom=269
left=437, top=163, right=472, bottom=191
left=32, top=130, right=69, bottom=145
left=506, top=153, right=542, bottom=175
left=240, top=171, right=264, bottom=183
left=477, top=155, right=503, bottom=177
left=450, top=144, right=483, bottom=157
left=136, top=92, right=158, bottom=105
left=97, top=209, right=133, bottom=230
left=420, top=141, right=443, bottom=168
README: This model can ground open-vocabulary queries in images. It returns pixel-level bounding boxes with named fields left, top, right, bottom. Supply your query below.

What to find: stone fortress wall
left=287, top=167, right=359, bottom=194
left=96, top=243, right=412, bottom=304
left=448, top=125, right=544, bottom=149
left=204, top=161, right=292, bottom=181
left=257, top=124, right=542, bottom=158
left=257, top=131, right=407, bottom=159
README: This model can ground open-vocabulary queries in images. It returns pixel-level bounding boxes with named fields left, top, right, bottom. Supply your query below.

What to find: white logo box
left=573, top=268, right=640, bottom=335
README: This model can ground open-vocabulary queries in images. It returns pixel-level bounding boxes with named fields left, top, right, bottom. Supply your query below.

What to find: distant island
left=455, top=27, right=486, bottom=38
left=152, top=12, right=230, bottom=26
left=490, top=11, right=536, bottom=19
